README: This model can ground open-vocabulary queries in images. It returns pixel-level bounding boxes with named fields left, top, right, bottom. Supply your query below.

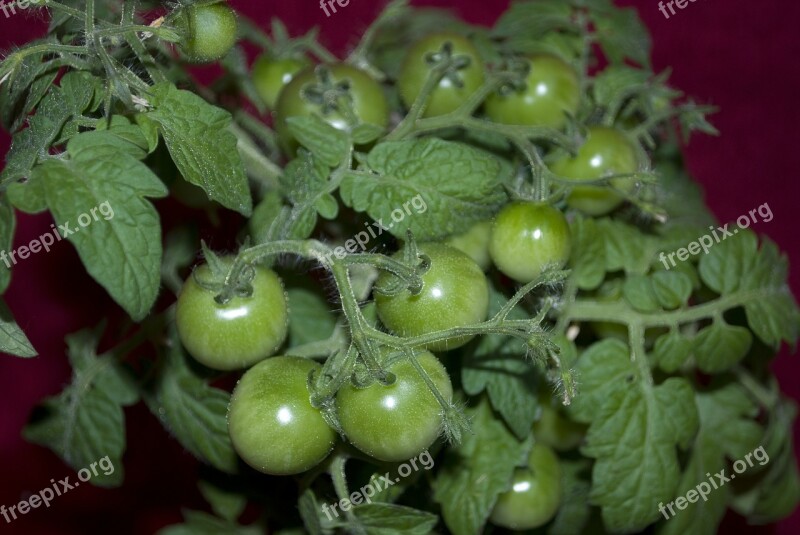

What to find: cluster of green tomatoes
left=172, top=1, right=644, bottom=529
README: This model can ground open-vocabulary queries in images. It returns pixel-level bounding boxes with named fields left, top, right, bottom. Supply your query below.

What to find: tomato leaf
left=143, top=325, right=238, bottom=474
left=286, top=284, right=337, bottom=348
left=622, top=274, right=660, bottom=313
left=198, top=480, right=248, bottom=523
left=349, top=503, right=438, bottom=535
left=341, top=138, right=508, bottom=240
left=0, top=298, right=36, bottom=357
left=651, top=270, right=692, bottom=310
left=144, top=83, right=252, bottom=216
left=569, top=339, right=699, bottom=532
left=590, top=2, right=651, bottom=67
left=693, top=321, right=752, bottom=374
left=158, top=510, right=261, bottom=535
left=0, top=71, right=96, bottom=185
left=698, top=230, right=800, bottom=349
left=287, top=115, right=350, bottom=167
left=729, top=400, right=800, bottom=524
left=32, top=132, right=167, bottom=321
left=299, top=488, right=325, bottom=535
left=597, top=218, right=655, bottom=275
left=657, top=382, right=763, bottom=535
left=651, top=329, right=693, bottom=373
left=433, top=397, right=532, bottom=535
left=568, top=216, right=605, bottom=290
left=23, top=325, right=133, bottom=487
left=491, top=0, right=573, bottom=40
left=0, top=196, right=15, bottom=292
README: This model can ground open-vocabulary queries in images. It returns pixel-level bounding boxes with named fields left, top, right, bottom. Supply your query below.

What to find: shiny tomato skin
left=336, top=351, right=452, bottom=462
left=374, top=243, right=490, bottom=351
left=228, top=356, right=336, bottom=475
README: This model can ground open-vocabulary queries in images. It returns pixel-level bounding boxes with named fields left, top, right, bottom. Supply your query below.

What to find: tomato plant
left=175, top=261, right=288, bottom=370
left=485, top=55, right=580, bottom=129
left=175, top=2, right=238, bottom=63
left=228, top=356, right=337, bottom=475
left=489, top=201, right=572, bottom=283
left=336, top=351, right=452, bottom=462
left=374, top=243, right=490, bottom=351
left=1, top=1, right=797, bottom=534
left=398, top=32, right=485, bottom=117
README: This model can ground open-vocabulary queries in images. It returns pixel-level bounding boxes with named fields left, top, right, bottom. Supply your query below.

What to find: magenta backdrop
left=0, top=1, right=798, bottom=533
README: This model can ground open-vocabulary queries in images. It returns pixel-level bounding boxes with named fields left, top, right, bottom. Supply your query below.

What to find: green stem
left=328, top=454, right=365, bottom=533
left=734, top=366, right=779, bottom=409
left=563, top=289, right=770, bottom=328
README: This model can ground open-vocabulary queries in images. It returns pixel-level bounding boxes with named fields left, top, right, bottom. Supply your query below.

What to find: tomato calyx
left=423, top=40, right=474, bottom=89
left=188, top=245, right=258, bottom=304
left=492, top=55, right=533, bottom=95
left=298, top=65, right=359, bottom=124
left=374, top=237, right=431, bottom=296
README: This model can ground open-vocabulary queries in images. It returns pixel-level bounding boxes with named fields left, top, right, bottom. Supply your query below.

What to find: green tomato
left=551, top=126, right=639, bottom=216
left=275, top=63, right=389, bottom=154
left=398, top=32, right=485, bottom=117
left=176, top=2, right=238, bottom=64
left=485, top=55, right=580, bottom=129
left=375, top=243, right=490, bottom=351
left=336, top=351, right=452, bottom=462
left=446, top=220, right=492, bottom=271
left=228, top=356, right=336, bottom=475
left=489, top=202, right=571, bottom=283
left=251, top=55, right=309, bottom=109
left=533, top=390, right=586, bottom=451
left=175, top=262, right=288, bottom=370
left=490, top=443, right=562, bottom=530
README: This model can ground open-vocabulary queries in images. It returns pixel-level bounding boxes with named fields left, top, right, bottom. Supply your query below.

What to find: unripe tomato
left=175, top=261, right=288, bottom=370
left=551, top=126, right=639, bottom=216
left=228, top=356, right=336, bottom=475
left=336, top=351, right=452, bottom=462
left=486, top=55, right=580, bottom=129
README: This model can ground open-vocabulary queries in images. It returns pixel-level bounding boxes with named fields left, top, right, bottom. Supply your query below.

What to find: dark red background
left=1, top=0, right=798, bottom=533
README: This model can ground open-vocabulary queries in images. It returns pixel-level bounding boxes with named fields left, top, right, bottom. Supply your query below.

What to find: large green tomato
left=489, top=202, right=571, bottom=283
left=175, top=262, right=288, bottom=370
left=490, top=443, right=562, bottom=530
left=446, top=220, right=492, bottom=271
left=251, top=55, right=309, bottom=109
left=336, top=351, right=452, bottom=462
left=551, top=126, right=639, bottom=215
left=485, top=55, right=580, bottom=129
left=398, top=32, right=485, bottom=117
left=228, top=356, right=336, bottom=475
left=274, top=63, right=389, bottom=154
left=374, top=243, right=490, bottom=351
left=176, top=2, right=238, bottom=64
